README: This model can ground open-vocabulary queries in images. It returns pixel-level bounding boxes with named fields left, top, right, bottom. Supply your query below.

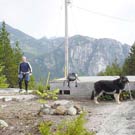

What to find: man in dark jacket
left=18, top=56, right=32, bottom=93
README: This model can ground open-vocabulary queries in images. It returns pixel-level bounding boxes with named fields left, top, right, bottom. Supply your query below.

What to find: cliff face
left=35, top=35, right=130, bottom=78
left=68, top=36, right=130, bottom=75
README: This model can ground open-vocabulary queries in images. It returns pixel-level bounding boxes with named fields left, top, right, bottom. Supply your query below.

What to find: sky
left=0, top=0, right=135, bottom=45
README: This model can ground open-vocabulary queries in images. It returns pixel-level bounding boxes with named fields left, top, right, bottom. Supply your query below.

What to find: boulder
left=0, top=120, right=8, bottom=127
left=52, top=100, right=73, bottom=109
left=42, top=108, right=50, bottom=115
left=39, top=100, right=84, bottom=115
left=3, top=97, right=12, bottom=102
left=40, top=104, right=51, bottom=114
left=55, top=105, right=67, bottom=115
left=42, top=104, right=51, bottom=109
left=74, top=104, right=82, bottom=114
left=50, top=109, right=55, bottom=115
left=1, top=105, right=7, bottom=108
left=67, top=107, right=77, bottom=115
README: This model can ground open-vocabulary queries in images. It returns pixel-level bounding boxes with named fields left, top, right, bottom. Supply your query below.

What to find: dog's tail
left=91, top=90, right=95, bottom=100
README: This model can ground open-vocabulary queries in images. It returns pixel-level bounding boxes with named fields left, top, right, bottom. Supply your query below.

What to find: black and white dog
left=91, top=76, right=129, bottom=104
left=63, top=73, right=79, bottom=88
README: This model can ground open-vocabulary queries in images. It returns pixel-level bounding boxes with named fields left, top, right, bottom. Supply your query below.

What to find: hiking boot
left=25, top=90, right=28, bottom=94
left=19, top=89, right=22, bottom=93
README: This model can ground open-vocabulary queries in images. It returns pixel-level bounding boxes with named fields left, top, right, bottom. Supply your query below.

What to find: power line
left=54, top=0, right=64, bottom=37
left=70, top=6, right=79, bottom=34
left=72, top=5, right=135, bottom=23
left=45, top=0, right=64, bottom=55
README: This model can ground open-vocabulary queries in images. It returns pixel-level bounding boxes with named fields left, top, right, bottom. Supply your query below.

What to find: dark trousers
left=19, top=74, right=29, bottom=91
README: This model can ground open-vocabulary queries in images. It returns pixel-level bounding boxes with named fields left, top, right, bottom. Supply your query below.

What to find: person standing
left=18, top=56, right=32, bottom=93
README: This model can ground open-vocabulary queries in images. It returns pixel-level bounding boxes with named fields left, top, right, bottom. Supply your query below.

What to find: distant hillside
left=0, top=22, right=131, bottom=80
left=33, top=35, right=130, bottom=79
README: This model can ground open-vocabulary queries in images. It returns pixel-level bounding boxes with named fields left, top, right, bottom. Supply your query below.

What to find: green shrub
left=131, top=90, right=135, bottom=98
left=99, top=91, right=134, bottom=101
left=36, top=72, right=59, bottom=100
left=0, top=65, right=9, bottom=88
left=39, top=121, right=52, bottom=135
left=28, top=75, right=37, bottom=90
left=36, top=88, right=59, bottom=100
left=120, top=90, right=135, bottom=100
left=36, top=82, right=45, bottom=93
left=39, top=113, right=95, bottom=135
left=99, top=93, right=114, bottom=101
left=120, top=91, right=130, bottom=100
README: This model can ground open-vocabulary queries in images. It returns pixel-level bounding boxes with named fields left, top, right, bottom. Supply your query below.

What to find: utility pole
left=64, top=0, right=70, bottom=78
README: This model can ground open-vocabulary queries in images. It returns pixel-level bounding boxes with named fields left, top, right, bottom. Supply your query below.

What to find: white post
left=64, top=0, right=70, bottom=78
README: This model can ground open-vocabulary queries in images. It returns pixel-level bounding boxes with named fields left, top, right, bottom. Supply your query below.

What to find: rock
left=0, top=120, right=8, bottom=127
left=1, top=105, right=7, bottom=108
left=42, top=108, right=50, bottom=115
left=10, top=126, right=15, bottom=130
left=55, top=106, right=67, bottom=115
left=78, top=110, right=83, bottom=114
left=82, top=106, right=86, bottom=112
left=40, top=104, right=44, bottom=109
left=40, top=104, right=51, bottom=115
left=50, top=109, right=55, bottom=115
left=3, top=97, right=12, bottom=102
left=52, top=100, right=73, bottom=109
left=74, top=104, right=82, bottom=113
left=67, top=107, right=77, bottom=115
left=12, top=98, right=20, bottom=102
left=39, top=100, right=83, bottom=115
left=43, top=104, right=51, bottom=108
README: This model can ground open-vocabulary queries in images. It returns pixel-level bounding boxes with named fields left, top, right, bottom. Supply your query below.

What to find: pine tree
left=0, top=22, right=14, bottom=87
left=12, top=41, right=23, bottom=87
left=13, top=41, right=23, bottom=62
left=0, top=65, right=9, bottom=88
left=123, top=42, right=135, bottom=75
left=98, top=59, right=122, bottom=76
left=0, top=21, right=23, bottom=87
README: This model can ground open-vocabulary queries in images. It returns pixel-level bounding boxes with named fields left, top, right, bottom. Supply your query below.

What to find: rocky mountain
left=0, top=22, right=131, bottom=80
left=36, top=35, right=130, bottom=79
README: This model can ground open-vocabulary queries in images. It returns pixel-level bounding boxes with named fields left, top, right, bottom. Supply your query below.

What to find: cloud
left=0, top=0, right=134, bottom=44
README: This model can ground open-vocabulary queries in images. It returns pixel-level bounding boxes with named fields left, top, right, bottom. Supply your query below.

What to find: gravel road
left=84, top=100, right=135, bottom=135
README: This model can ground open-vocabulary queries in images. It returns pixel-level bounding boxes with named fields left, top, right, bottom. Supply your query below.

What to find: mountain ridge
left=0, top=22, right=131, bottom=79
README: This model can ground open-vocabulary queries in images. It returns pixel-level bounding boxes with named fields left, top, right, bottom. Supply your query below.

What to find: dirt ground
left=0, top=90, right=135, bottom=135
left=0, top=91, right=93, bottom=135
